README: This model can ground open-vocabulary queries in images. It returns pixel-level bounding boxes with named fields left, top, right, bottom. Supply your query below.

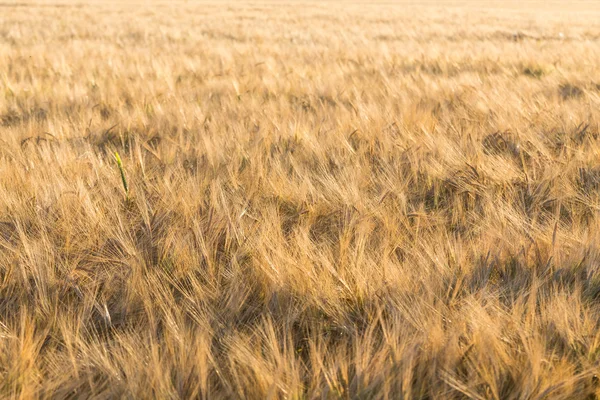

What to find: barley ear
left=114, top=152, right=129, bottom=196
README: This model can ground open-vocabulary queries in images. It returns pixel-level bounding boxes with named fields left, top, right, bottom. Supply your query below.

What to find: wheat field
left=2, top=1, right=600, bottom=398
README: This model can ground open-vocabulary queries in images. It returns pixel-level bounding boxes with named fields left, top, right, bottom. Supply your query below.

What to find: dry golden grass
left=2, top=0, right=600, bottom=398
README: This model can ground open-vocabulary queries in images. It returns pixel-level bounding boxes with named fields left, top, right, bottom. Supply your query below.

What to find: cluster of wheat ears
left=2, top=1, right=600, bottom=398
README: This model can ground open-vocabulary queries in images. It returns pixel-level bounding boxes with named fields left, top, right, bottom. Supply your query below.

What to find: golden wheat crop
left=2, top=1, right=600, bottom=398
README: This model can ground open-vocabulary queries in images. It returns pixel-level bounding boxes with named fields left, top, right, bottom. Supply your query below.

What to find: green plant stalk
left=114, top=152, right=129, bottom=196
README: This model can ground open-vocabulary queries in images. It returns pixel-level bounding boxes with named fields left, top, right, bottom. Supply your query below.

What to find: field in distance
left=2, top=1, right=600, bottom=398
